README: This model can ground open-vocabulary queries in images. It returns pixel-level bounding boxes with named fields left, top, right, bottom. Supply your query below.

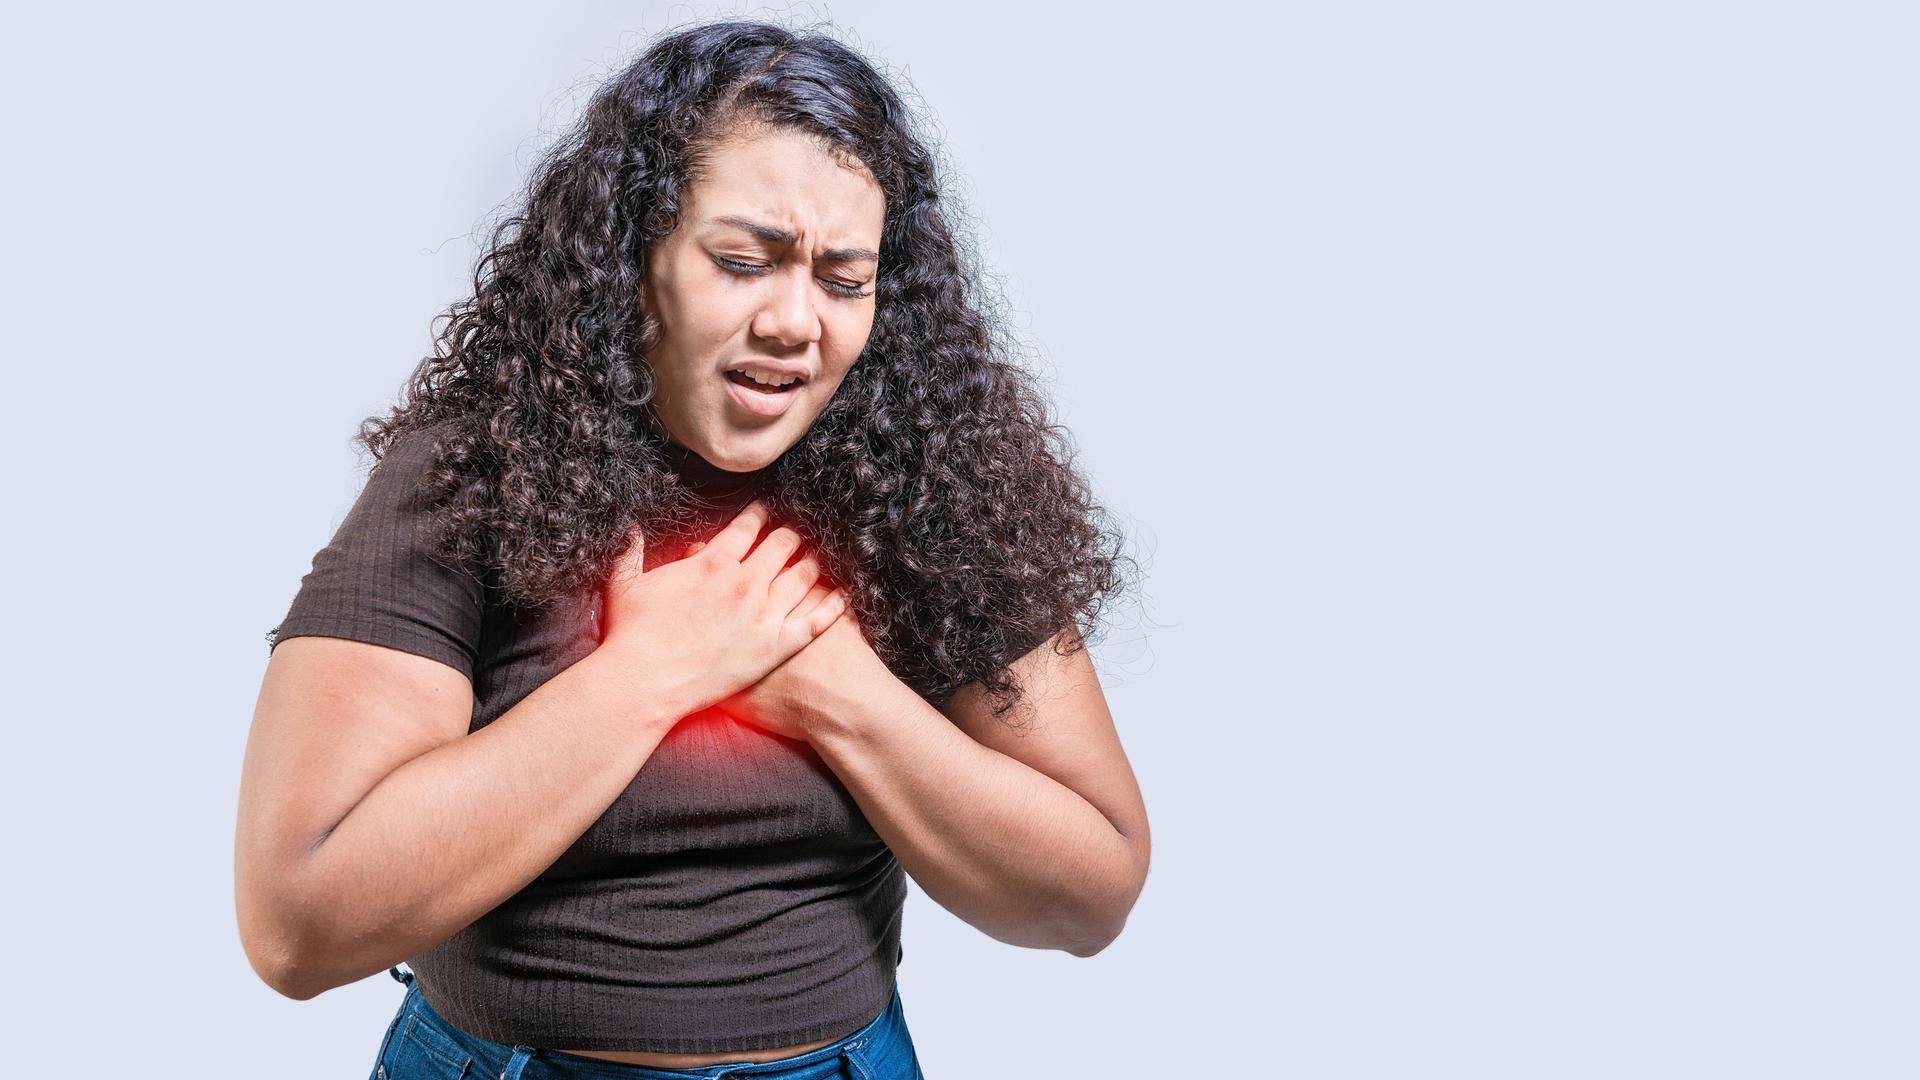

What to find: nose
left=750, top=263, right=824, bottom=349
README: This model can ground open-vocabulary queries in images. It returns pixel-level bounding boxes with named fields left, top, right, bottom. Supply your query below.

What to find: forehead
left=686, top=127, right=884, bottom=245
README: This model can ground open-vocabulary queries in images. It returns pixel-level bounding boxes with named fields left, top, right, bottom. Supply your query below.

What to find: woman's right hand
left=598, top=498, right=848, bottom=714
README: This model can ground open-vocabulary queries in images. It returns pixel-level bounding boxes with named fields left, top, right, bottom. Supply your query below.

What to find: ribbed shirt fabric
left=265, top=424, right=915, bottom=1053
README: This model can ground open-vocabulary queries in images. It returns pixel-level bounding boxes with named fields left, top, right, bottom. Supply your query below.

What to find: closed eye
left=713, top=256, right=868, bottom=299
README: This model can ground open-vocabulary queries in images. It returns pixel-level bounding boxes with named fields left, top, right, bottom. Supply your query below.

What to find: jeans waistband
left=385, top=965, right=900, bottom=1080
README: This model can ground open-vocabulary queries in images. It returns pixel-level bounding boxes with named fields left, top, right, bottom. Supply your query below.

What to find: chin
left=699, top=431, right=792, bottom=472
left=711, top=452, right=774, bottom=472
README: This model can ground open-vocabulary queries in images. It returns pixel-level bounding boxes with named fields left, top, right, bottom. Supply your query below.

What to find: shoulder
left=374, top=419, right=460, bottom=479
left=355, top=420, right=468, bottom=516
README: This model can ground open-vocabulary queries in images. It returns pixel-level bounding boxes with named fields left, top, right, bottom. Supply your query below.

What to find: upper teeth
left=735, top=369, right=799, bottom=387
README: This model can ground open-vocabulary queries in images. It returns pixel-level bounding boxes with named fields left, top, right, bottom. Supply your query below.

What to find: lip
left=722, top=371, right=804, bottom=418
left=725, top=359, right=813, bottom=383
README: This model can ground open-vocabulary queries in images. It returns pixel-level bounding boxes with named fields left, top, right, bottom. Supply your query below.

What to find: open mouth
left=725, top=370, right=804, bottom=395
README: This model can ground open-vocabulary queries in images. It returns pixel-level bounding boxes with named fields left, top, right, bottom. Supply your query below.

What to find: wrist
left=806, top=657, right=915, bottom=749
left=581, top=641, right=708, bottom=732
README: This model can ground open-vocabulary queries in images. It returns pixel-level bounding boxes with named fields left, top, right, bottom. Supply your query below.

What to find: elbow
left=1052, top=889, right=1134, bottom=957
left=1061, top=843, right=1148, bottom=958
left=236, top=866, right=337, bottom=1000
left=240, top=915, right=338, bottom=1000
left=1063, top=933, right=1115, bottom=959
left=252, top=948, right=323, bottom=1001
left=247, top=918, right=353, bottom=1000
left=240, top=920, right=325, bottom=1000
left=1060, top=911, right=1129, bottom=958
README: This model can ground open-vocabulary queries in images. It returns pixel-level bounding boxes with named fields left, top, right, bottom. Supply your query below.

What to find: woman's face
left=642, top=126, right=887, bottom=472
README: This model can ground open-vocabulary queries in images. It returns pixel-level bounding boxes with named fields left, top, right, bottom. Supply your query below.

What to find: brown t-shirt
left=266, top=423, right=914, bottom=1053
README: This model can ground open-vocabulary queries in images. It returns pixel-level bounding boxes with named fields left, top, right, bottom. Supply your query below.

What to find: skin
left=663, top=137, right=1147, bottom=975
left=718, top=612, right=1150, bottom=965
left=236, top=122, right=1141, bottom=1072
left=551, top=126, right=882, bottom=1068
left=640, top=123, right=884, bottom=472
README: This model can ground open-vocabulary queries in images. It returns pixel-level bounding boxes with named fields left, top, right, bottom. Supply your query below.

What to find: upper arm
left=236, top=638, right=472, bottom=984
left=239, top=637, right=473, bottom=884
left=236, top=427, right=484, bottom=974
left=938, top=631, right=1151, bottom=878
left=241, top=637, right=474, bottom=859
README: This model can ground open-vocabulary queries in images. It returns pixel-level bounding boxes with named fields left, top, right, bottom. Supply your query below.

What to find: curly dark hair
left=350, top=17, right=1139, bottom=718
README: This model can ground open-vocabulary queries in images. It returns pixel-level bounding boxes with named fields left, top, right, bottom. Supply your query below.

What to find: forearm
left=806, top=672, right=1139, bottom=956
left=279, top=648, right=694, bottom=998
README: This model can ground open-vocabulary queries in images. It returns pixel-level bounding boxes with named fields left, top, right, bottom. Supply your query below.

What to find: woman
left=236, top=18, right=1149, bottom=1079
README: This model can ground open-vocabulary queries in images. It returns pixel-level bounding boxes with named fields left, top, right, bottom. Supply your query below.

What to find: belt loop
left=388, top=965, right=415, bottom=985
left=840, top=1041, right=874, bottom=1080
left=500, top=1044, right=537, bottom=1080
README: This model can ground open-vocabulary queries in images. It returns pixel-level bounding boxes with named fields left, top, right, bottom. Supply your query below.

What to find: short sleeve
left=998, top=621, right=1063, bottom=669
left=266, top=427, right=487, bottom=681
left=931, top=618, right=1067, bottom=712
left=987, top=619, right=1070, bottom=685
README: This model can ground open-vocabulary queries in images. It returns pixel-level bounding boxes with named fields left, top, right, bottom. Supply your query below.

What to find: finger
left=809, top=589, right=850, bottom=635
left=745, top=525, right=804, bottom=580
left=770, top=553, right=825, bottom=612
left=705, top=498, right=772, bottom=562
left=789, top=582, right=834, bottom=622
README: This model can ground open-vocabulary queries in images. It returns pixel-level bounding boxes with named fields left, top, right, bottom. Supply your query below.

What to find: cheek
left=649, top=290, right=739, bottom=382
left=801, top=361, right=860, bottom=414
left=823, top=310, right=877, bottom=374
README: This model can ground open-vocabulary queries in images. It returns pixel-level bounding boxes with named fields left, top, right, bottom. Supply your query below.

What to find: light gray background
left=3, top=2, right=1912, bottom=1077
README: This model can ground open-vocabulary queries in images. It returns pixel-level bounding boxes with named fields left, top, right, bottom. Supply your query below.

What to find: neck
left=662, top=439, right=767, bottom=503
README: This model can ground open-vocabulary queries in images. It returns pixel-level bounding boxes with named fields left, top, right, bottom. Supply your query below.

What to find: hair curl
left=352, top=17, right=1139, bottom=718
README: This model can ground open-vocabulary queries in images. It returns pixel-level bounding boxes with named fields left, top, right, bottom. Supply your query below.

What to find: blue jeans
left=371, top=960, right=926, bottom=1080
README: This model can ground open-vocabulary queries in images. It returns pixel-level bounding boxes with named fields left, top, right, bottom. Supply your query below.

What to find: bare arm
left=235, top=640, right=698, bottom=1000
left=236, top=499, right=846, bottom=999
left=792, top=627, right=1150, bottom=957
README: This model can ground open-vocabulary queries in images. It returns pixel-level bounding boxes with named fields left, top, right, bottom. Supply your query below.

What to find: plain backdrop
left=3, top=2, right=1913, bottom=1077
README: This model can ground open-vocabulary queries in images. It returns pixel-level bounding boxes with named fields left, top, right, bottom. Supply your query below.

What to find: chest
left=464, top=541, right=878, bottom=873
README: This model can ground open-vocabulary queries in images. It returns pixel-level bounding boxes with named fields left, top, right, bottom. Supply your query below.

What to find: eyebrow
left=708, top=215, right=879, bottom=264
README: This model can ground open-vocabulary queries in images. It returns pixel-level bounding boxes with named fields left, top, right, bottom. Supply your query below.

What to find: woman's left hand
left=716, top=585, right=886, bottom=742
